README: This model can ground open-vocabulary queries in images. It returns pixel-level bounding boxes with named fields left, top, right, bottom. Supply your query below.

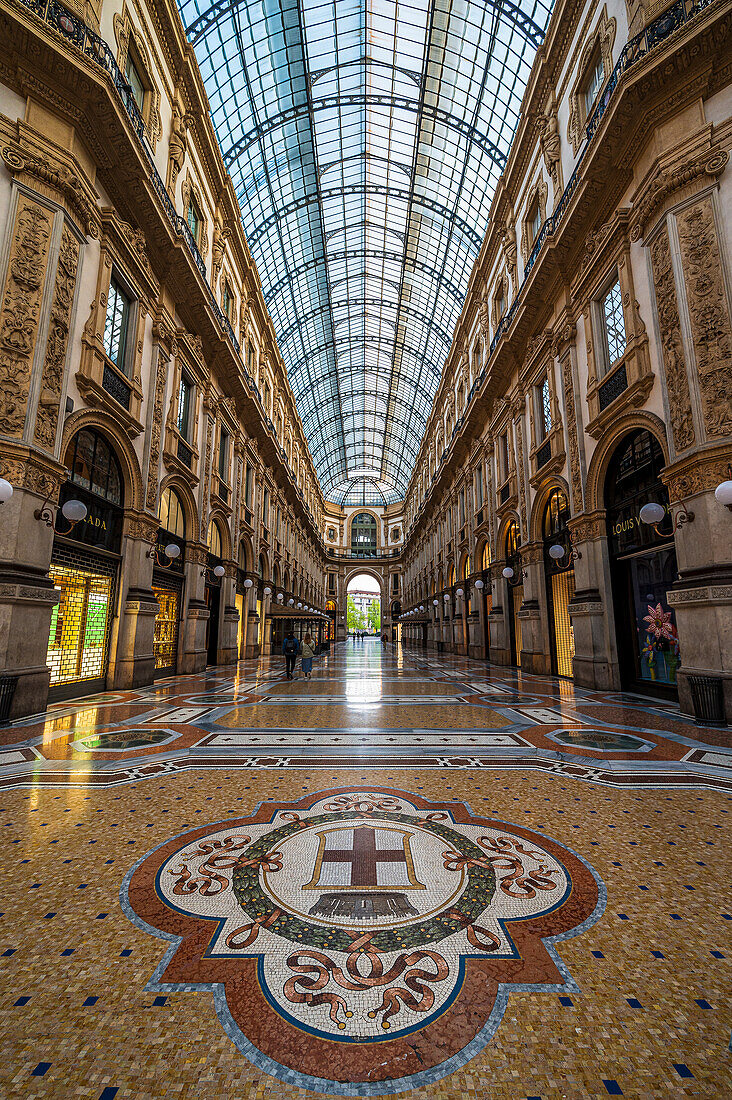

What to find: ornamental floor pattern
left=0, top=641, right=730, bottom=1098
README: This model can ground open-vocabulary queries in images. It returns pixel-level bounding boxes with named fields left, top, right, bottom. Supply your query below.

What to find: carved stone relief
left=676, top=197, right=732, bottom=440
left=559, top=352, right=583, bottom=514
left=34, top=222, right=80, bottom=451
left=649, top=226, right=695, bottom=453
left=145, top=344, right=169, bottom=510
left=0, top=196, right=53, bottom=438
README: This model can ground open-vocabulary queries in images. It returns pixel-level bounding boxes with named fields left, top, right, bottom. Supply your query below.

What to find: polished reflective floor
left=1, top=641, right=730, bottom=1098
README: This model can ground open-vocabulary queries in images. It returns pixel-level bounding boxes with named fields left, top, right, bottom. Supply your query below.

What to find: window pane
left=603, top=278, right=626, bottom=366
left=103, top=277, right=131, bottom=369
left=541, top=377, right=551, bottom=437
left=177, top=378, right=192, bottom=437
left=125, top=55, right=145, bottom=111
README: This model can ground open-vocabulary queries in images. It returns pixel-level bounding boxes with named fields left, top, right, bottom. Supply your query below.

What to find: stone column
left=517, top=543, right=547, bottom=674
left=219, top=561, right=239, bottom=665
left=567, top=512, right=619, bottom=690
left=0, top=186, right=84, bottom=718
left=181, top=542, right=209, bottom=674
left=112, top=513, right=160, bottom=689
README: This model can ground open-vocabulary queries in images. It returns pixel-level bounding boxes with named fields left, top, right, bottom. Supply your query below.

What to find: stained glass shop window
left=66, top=430, right=122, bottom=506
left=103, top=276, right=132, bottom=371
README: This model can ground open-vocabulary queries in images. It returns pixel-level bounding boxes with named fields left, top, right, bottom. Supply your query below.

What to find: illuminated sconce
left=147, top=542, right=181, bottom=564
left=455, top=587, right=464, bottom=598
left=639, top=499, right=694, bottom=536
left=213, top=565, right=226, bottom=578
left=34, top=484, right=87, bottom=532
left=474, top=578, right=484, bottom=589
left=433, top=599, right=439, bottom=606
left=243, top=578, right=254, bottom=589
left=715, top=466, right=732, bottom=511
left=277, top=592, right=284, bottom=601
left=0, top=478, right=13, bottom=504
left=288, top=598, right=295, bottom=606
left=502, top=565, right=526, bottom=585
left=443, top=592, right=450, bottom=601
left=419, top=604, right=424, bottom=611
left=548, top=540, right=581, bottom=570
left=263, top=586, right=272, bottom=596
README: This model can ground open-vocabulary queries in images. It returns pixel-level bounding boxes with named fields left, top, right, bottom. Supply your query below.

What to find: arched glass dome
left=177, top=0, right=553, bottom=503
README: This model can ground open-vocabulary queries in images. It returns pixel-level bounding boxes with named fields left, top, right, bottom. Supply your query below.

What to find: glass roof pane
left=178, top=0, right=553, bottom=504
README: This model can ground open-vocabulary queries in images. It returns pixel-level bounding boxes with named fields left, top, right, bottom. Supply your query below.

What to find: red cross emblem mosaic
left=122, top=788, right=603, bottom=1094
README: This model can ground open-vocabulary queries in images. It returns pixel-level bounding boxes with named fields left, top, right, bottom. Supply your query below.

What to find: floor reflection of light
left=345, top=678, right=382, bottom=705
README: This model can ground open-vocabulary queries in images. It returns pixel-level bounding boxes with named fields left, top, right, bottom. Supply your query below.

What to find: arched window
left=258, top=554, right=266, bottom=580
left=462, top=555, right=471, bottom=580
left=351, top=512, right=377, bottom=556
left=505, top=521, right=521, bottom=560
left=158, top=487, right=185, bottom=539
left=238, top=540, right=248, bottom=571
left=207, top=520, right=222, bottom=559
left=66, top=429, right=123, bottom=506
left=447, top=564, right=456, bottom=587
left=481, top=542, right=492, bottom=571
left=543, top=488, right=570, bottom=540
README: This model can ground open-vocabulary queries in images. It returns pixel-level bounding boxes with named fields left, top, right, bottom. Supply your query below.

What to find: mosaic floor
left=1, top=641, right=730, bottom=1098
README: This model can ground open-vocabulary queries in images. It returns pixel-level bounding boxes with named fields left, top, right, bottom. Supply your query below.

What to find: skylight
left=177, top=0, right=553, bottom=504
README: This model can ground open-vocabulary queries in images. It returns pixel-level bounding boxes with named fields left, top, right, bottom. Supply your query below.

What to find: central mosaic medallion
left=123, top=788, right=603, bottom=1094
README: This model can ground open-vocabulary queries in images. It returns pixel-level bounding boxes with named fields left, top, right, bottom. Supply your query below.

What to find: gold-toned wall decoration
left=649, top=225, right=695, bottom=453
left=34, top=222, right=80, bottom=451
left=677, top=196, right=732, bottom=440
left=0, top=195, right=53, bottom=438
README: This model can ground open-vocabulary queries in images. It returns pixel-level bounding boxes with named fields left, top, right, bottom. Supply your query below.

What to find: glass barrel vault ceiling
left=177, top=0, right=554, bottom=506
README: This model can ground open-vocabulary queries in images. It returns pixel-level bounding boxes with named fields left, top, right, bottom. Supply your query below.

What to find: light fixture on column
left=715, top=466, right=732, bottom=511
left=433, top=599, right=438, bottom=606
left=263, top=586, right=272, bottom=596
left=0, top=478, right=13, bottom=504
left=288, top=597, right=295, bottom=605
left=474, top=579, right=484, bottom=589
left=455, top=587, right=464, bottom=598
left=639, top=499, right=694, bottom=536
left=419, top=604, right=424, bottom=611
left=443, top=592, right=450, bottom=601
left=502, top=565, right=526, bottom=586
left=548, top=540, right=581, bottom=570
left=277, top=592, right=284, bottom=601
left=243, top=578, right=253, bottom=589
left=147, top=542, right=181, bottom=564
left=213, top=565, right=225, bottom=578
left=35, top=487, right=87, bottom=532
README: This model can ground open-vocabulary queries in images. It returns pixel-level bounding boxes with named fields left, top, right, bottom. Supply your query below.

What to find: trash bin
left=688, top=675, right=726, bottom=727
left=0, top=675, right=18, bottom=725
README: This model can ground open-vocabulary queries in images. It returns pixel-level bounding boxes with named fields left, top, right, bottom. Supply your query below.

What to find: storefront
left=505, top=521, right=522, bottom=667
left=151, top=487, right=186, bottom=678
left=480, top=541, right=492, bottom=659
left=605, top=429, right=680, bottom=695
left=325, top=600, right=337, bottom=644
left=542, top=489, right=576, bottom=678
left=47, top=429, right=123, bottom=701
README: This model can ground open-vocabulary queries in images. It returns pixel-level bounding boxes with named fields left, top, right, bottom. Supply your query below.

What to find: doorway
left=347, top=573, right=381, bottom=636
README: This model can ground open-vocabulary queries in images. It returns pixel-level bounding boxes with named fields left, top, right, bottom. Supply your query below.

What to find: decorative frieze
left=34, top=222, right=80, bottom=451
left=676, top=196, right=732, bottom=440
left=0, top=195, right=53, bottom=438
left=649, top=226, right=695, bottom=453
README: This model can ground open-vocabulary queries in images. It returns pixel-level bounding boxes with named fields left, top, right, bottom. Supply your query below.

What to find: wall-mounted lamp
left=0, top=478, right=13, bottom=504
left=502, top=566, right=526, bottom=586
left=288, top=598, right=295, bottom=606
left=474, top=578, right=484, bottom=589
left=455, top=587, right=464, bottom=598
left=202, top=563, right=226, bottom=579
left=419, top=604, right=424, bottom=611
left=277, top=592, right=284, bottom=601
left=639, top=500, right=694, bottom=536
left=433, top=599, right=439, bottom=606
left=715, top=466, right=732, bottom=511
left=243, top=578, right=254, bottom=589
left=263, top=586, right=272, bottom=596
left=35, top=488, right=87, bottom=532
left=548, top=541, right=582, bottom=570
left=147, top=542, right=181, bottom=564
left=443, top=592, right=450, bottom=601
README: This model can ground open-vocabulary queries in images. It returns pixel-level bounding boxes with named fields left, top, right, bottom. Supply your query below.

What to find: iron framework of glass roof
left=177, top=0, right=554, bottom=506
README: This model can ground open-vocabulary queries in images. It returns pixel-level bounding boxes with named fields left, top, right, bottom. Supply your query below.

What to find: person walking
left=282, top=630, right=300, bottom=679
left=381, top=631, right=389, bottom=650
left=301, top=633, right=316, bottom=679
